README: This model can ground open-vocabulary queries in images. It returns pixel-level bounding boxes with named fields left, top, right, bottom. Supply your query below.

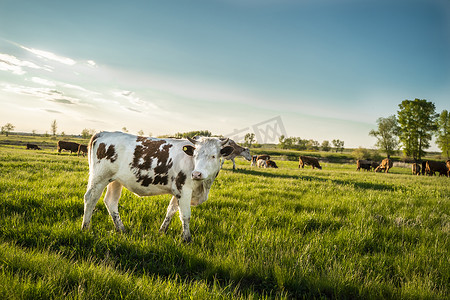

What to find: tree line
left=370, top=98, right=449, bottom=160
left=277, top=136, right=345, bottom=152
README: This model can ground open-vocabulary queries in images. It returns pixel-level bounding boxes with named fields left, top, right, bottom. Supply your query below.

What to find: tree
left=244, top=133, right=255, bottom=147
left=1, top=123, right=15, bottom=136
left=321, top=140, right=331, bottom=152
left=51, top=120, right=57, bottom=136
left=332, top=139, right=344, bottom=152
left=138, top=130, right=145, bottom=136
left=369, top=115, right=400, bottom=156
left=435, top=109, right=450, bottom=158
left=81, top=128, right=96, bottom=139
left=306, top=139, right=319, bottom=151
left=352, top=147, right=370, bottom=160
left=397, top=99, right=437, bottom=160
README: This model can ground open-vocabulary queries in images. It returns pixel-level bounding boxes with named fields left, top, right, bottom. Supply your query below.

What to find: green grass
left=0, top=144, right=448, bottom=299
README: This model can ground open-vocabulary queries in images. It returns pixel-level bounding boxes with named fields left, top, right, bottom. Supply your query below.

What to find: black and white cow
left=220, top=139, right=252, bottom=170
left=81, top=131, right=233, bottom=242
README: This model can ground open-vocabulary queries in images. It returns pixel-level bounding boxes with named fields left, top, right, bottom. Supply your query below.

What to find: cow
left=421, top=161, right=427, bottom=175
left=77, top=144, right=88, bottom=157
left=298, top=156, right=322, bottom=169
left=81, top=131, right=234, bottom=243
left=374, top=157, right=393, bottom=173
left=256, top=159, right=267, bottom=168
left=356, top=160, right=373, bottom=171
left=251, top=155, right=270, bottom=167
left=411, top=163, right=421, bottom=175
left=371, top=161, right=380, bottom=170
left=57, top=141, right=80, bottom=154
left=220, top=139, right=252, bottom=170
left=266, top=160, right=278, bottom=168
left=447, top=160, right=450, bottom=177
left=425, top=161, right=448, bottom=177
left=26, top=143, right=41, bottom=150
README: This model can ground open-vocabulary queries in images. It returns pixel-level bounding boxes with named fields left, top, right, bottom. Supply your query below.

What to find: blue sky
left=0, top=0, right=449, bottom=149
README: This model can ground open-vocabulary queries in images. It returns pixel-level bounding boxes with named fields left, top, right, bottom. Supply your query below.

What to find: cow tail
left=87, top=133, right=100, bottom=170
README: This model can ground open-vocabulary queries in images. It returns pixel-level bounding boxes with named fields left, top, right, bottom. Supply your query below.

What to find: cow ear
left=183, top=145, right=195, bottom=156
left=220, top=146, right=234, bottom=157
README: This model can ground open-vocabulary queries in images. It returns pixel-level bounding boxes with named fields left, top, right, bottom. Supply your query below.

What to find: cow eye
left=212, top=155, right=216, bottom=159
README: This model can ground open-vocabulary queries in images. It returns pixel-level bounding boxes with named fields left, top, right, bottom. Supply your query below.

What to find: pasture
left=0, top=143, right=448, bottom=299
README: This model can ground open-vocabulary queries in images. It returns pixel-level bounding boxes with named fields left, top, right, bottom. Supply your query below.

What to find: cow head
left=184, top=137, right=234, bottom=180
left=241, top=147, right=252, bottom=161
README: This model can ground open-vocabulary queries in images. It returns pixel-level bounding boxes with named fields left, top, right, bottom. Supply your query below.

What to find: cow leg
left=177, top=189, right=192, bottom=243
left=159, top=196, right=179, bottom=234
left=232, top=158, right=236, bottom=170
left=220, top=158, right=225, bottom=168
left=82, top=179, right=109, bottom=230
left=103, top=181, right=125, bottom=232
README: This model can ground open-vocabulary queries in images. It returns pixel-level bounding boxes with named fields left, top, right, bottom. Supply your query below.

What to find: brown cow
left=57, top=141, right=80, bottom=154
left=411, top=163, right=421, bottom=175
left=356, top=160, right=373, bottom=171
left=78, top=144, right=88, bottom=157
left=266, top=160, right=278, bottom=168
left=374, top=157, right=393, bottom=173
left=425, top=161, right=448, bottom=177
left=299, top=156, right=322, bottom=169
left=26, top=143, right=41, bottom=150
left=447, top=160, right=450, bottom=177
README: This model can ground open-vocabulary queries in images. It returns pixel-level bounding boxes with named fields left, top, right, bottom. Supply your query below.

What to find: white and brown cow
left=81, top=131, right=233, bottom=242
left=220, top=139, right=252, bottom=170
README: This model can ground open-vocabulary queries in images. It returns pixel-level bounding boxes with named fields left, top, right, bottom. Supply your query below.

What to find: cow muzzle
left=191, top=171, right=203, bottom=180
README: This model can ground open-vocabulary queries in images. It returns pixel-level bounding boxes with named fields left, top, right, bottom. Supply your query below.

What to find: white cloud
left=0, top=53, right=43, bottom=75
left=2, top=83, right=80, bottom=105
left=20, top=46, right=76, bottom=65
left=87, top=60, right=97, bottom=67
left=112, top=90, right=159, bottom=110
left=31, top=77, right=56, bottom=87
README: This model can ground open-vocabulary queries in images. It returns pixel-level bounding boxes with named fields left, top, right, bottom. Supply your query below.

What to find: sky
left=0, top=0, right=449, bottom=150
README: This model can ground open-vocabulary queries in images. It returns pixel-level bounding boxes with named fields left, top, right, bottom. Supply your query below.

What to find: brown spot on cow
left=175, top=171, right=187, bottom=192
left=131, top=137, right=173, bottom=186
left=97, top=143, right=118, bottom=162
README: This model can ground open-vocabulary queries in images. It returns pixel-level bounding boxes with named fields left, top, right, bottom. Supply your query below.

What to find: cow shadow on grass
left=230, top=168, right=395, bottom=192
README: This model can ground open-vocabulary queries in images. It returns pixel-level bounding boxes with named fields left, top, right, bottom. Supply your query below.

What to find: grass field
left=0, top=141, right=449, bottom=299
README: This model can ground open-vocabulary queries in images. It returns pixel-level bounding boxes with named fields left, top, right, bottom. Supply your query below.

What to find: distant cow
left=26, top=143, right=41, bottom=150
left=266, top=160, right=278, bottom=168
left=447, top=160, right=450, bottom=177
left=356, top=160, right=373, bottom=171
left=374, top=157, right=393, bottom=173
left=256, top=159, right=267, bottom=168
left=77, top=144, right=88, bottom=157
left=299, top=156, right=322, bottom=169
left=411, top=163, right=421, bottom=175
left=81, top=132, right=233, bottom=242
left=220, top=139, right=252, bottom=170
left=57, top=141, right=80, bottom=154
left=251, top=154, right=270, bottom=167
left=425, top=161, right=448, bottom=177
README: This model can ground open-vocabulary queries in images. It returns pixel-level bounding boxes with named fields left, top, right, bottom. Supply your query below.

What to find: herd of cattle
left=25, top=138, right=450, bottom=177
left=23, top=133, right=449, bottom=242
left=26, top=141, right=88, bottom=156
left=356, top=157, right=450, bottom=177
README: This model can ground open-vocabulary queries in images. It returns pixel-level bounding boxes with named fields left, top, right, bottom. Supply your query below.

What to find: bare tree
left=51, top=120, right=58, bottom=136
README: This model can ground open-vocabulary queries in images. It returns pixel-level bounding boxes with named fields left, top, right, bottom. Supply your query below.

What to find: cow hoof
left=181, top=234, right=192, bottom=243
